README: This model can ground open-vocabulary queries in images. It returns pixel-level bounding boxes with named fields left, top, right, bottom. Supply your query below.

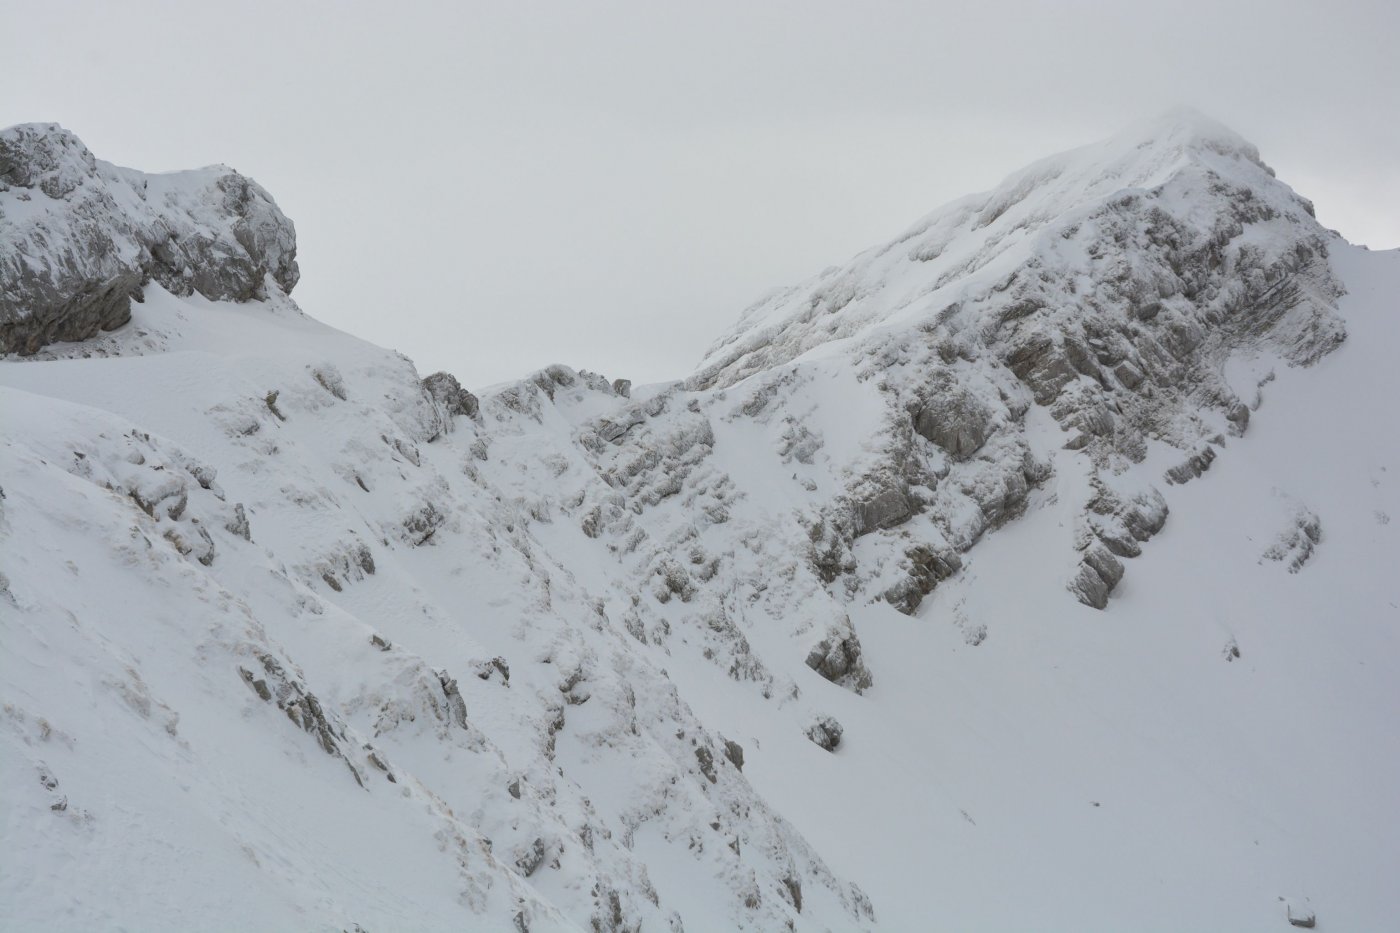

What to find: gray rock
left=1122, top=489, right=1170, bottom=542
left=1084, top=543, right=1124, bottom=590
left=1113, top=359, right=1145, bottom=389
left=852, top=486, right=915, bottom=536
left=782, top=875, right=803, bottom=913
left=1005, top=333, right=1080, bottom=404
left=804, top=630, right=874, bottom=693
left=722, top=738, right=744, bottom=771
left=1068, top=561, right=1112, bottom=610
left=1, top=124, right=298, bottom=355
left=224, top=503, right=251, bottom=541
left=882, top=544, right=962, bottom=614
left=694, top=745, right=717, bottom=783
left=239, top=654, right=363, bottom=786
left=1069, top=543, right=1126, bottom=610
left=805, top=716, right=843, bottom=752
left=1165, top=445, right=1217, bottom=485
left=596, top=410, right=646, bottom=444
left=0, top=271, right=140, bottom=356
left=515, top=837, right=547, bottom=877
left=1263, top=507, right=1322, bottom=573
left=402, top=502, right=445, bottom=546
left=475, top=656, right=510, bottom=684
left=913, top=378, right=996, bottom=460
left=422, top=371, right=479, bottom=419
left=437, top=671, right=468, bottom=728
left=530, top=364, right=577, bottom=400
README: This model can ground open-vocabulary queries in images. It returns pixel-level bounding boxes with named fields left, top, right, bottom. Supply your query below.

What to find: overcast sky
left=5, top=0, right=1397, bottom=388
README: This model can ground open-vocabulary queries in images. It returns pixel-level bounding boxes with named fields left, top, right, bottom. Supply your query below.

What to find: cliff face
left=2, top=116, right=1398, bottom=932
left=0, top=123, right=298, bottom=354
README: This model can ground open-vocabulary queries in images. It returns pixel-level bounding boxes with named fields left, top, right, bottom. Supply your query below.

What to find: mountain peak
left=692, top=110, right=1317, bottom=390
left=1122, top=106, right=1257, bottom=152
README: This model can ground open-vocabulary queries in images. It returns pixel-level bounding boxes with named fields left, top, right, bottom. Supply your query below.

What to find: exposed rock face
left=1068, top=482, right=1169, bottom=607
left=0, top=123, right=298, bottom=354
left=1069, top=543, right=1127, bottom=610
left=805, top=627, right=874, bottom=693
left=882, top=544, right=963, bottom=615
left=691, top=109, right=1344, bottom=606
left=852, top=485, right=916, bottom=535
left=422, top=371, right=480, bottom=419
left=1165, top=444, right=1218, bottom=484
left=913, top=373, right=996, bottom=460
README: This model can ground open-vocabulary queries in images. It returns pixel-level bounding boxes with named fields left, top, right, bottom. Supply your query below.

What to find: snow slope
left=725, top=242, right=1400, bottom=931
left=2, top=115, right=1397, bottom=932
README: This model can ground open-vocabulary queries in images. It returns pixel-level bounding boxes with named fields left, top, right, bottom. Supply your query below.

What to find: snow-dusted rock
left=805, top=716, right=844, bottom=752
left=0, top=123, right=297, bottom=354
left=423, top=370, right=480, bottom=422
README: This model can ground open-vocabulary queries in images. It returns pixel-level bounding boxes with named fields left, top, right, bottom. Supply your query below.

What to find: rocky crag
left=0, top=123, right=297, bottom=354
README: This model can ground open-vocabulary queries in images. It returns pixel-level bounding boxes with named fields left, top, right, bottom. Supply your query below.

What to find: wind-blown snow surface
left=2, top=115, right=1398, bottom=931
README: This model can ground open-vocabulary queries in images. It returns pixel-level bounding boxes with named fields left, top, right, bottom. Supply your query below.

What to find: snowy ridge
left=694, top=108, right=1327, bottom=387
left=3, top=117, right=1399, bottom=931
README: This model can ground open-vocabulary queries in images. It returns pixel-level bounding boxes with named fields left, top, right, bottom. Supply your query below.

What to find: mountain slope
left=2, top=115, right=1397, bottom=932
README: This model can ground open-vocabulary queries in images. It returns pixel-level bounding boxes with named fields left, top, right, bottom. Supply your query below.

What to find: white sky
left=5, top=0, right=1397, bottom=388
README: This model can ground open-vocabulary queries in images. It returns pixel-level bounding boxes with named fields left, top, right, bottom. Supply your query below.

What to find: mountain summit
left=696, top=107, right=1335, bottom=389
left=2, top=115, right=1397, bottom=932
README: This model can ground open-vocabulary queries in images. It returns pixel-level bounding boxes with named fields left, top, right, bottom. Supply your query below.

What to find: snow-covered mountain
left=2, top=112, right=1397, bottom=932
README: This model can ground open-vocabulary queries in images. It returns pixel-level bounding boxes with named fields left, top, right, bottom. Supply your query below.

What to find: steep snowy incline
left=3, top=117, right=1398, bottom=932
left=0, top=283, right=873, bottom=932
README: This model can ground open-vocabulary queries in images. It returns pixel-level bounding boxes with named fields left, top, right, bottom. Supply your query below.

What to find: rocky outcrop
left=1, top=123, right=298, bottom=354
left=1165, top=444, right=1218, bottom=485
left=913, top=374, right=996, bottom=460
left=805, top=716, right=844, bottom=752
left=239, top=653, right=364, bottom=787
left=722, top=738, right=745, bottom=771
left=805, top=627, right=874, bottom=693
left=852, top=485, right=916, bottom=536
left=1069, top=542, right=1126, bottom=610
left=882, top=544, right=963, bottom=615
left=422, top=371, right=479, bottom=420
left=1071, top=484, right=1168, bottom=608
left=1263, top=505, right=1322, bottom=572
